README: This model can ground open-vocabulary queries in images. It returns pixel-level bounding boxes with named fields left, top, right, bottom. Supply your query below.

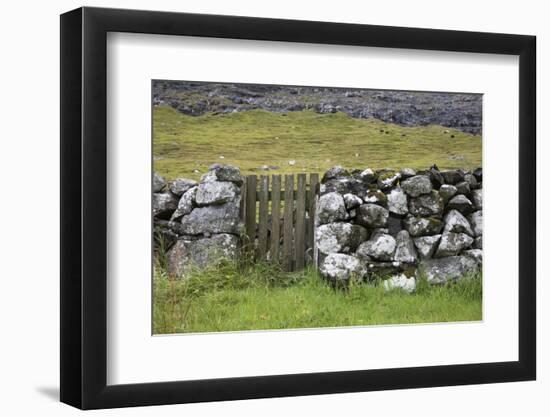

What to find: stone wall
left=154, top=163, right=483, bottom=291
left=153, top=164, right=244, bottom=277
left=315, top=165, right=482, bottom=292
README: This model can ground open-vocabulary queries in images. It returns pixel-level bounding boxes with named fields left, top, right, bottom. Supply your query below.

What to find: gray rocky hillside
left=152, top=81, right=482, bottom=135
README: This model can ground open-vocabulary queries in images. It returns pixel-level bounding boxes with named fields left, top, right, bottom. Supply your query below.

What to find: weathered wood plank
left=258, top=175, right=269, bottom=260
left=270, top=175, right=281, bottom=263
left=239, top=180, right=246, bottom=223
left=295, top=174, right=307, bottom=270
left=307, top=173, right=319, bottom=264
left=282, top=175, right=294, bottom=272
left=255, top=189, right=314, bottom=202
left=245, top=175, right=257, bottom=256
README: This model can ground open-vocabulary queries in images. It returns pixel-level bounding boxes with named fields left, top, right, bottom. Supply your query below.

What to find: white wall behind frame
left=1, top=1, right=546, bottom=416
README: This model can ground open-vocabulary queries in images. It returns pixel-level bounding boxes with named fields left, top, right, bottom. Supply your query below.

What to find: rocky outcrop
left=154, top=81, right=483, bottom=134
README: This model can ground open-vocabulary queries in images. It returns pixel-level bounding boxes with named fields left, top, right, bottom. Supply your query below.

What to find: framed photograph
left=60, top=6, right=536, bottom=409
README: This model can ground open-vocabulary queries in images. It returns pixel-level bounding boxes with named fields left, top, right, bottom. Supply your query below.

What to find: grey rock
left=455, top=181, right=471, bottom=195
left=420, top=255, right=479, bottom=284
left=400, top=168, right=417, bottom=179
left=469, top=210, right=483, bottom=237
left=362, top=189, right=388, bottom=205
left=320, top=178, right=362, bottom=195
left=322, top=166, right=350, bottom=182
left=441, top=169, right=464, bottom=185
left=370, top=228, right=390, bottom=238
left=434, top=231, right=474, bottom=257
left=171, top=186, right=198, bottom=221
left=160, top=220, right=195, bottom=237
left=447, top=194, right=474, bottom=214
left=408, top=191, right=444, bottom=216
left=153, top=172, right=166, bottom=192
left=444, top=209, right=474, bottom=236
left=202, top=164, right=243, bottom=185
left=153, top=192, right=178, bottom=219
left=403, top=215, right=443, bottom=237
left=167, top=234, right=238, bottom=277
left=377, top=170, right=401, bottom=190
left=439, top=184, right=458, bottom=202
left=169, top=178, right=198, bottom=196
left=387, top=187, right=408, bottom=216
left=180, top=202, right=241, bottom=235
left=464, top=249, right=483, bottom=265
left=473, top=167, right=483, bottom=182
left=343, top=193, right=363, bottom=210
left=319, top=253, right=367, bottom=283
left=316, top=192, right=347, bottom=224
left=400, top=175, right=433, bottom=197
left=356, top=233, right=396, bottom=261
left=463, top=173, right=478, bottom=189
left=394, top=230, right=417, bottom=264
left=195, top=181, right=239, bottom=206
left=471, top=189, right=482, bottom=210
left=383, top=274, right=416, bottom=293
left=357, top=168, right=376, bottom=183
left=473, top=235, right=483, bottom=249
left=356, top=204, right=389, bottom=228
left=316, top=222, right=367, bottom=255
left=428, top=166, right=445, bottom=188
left=387, top=214, right=403, bottom=237
left=413, top=235, right=442, bottom=259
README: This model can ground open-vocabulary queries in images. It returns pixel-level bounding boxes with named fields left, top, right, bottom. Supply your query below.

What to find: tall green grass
left=153, top=261, right=482, bottom=334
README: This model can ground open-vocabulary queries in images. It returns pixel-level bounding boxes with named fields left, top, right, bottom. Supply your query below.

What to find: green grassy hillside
left=153, top=106, right=482, bottom=181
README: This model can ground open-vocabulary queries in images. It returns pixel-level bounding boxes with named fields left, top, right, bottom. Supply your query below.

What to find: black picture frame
left=60, top=6, right=536, bottom=410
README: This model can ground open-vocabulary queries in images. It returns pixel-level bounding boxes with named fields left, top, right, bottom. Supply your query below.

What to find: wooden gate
left=240, top=173, right=319, bottom=271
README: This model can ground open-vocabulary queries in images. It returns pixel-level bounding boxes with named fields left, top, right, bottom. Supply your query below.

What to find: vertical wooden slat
left=307, top=173, right=319, bottom=257
left=270, top=175, right=281, bottom=263
left=295, top=174, right=307, bottom=270
left=239, top=180, right=246, bottom=223
left=245, top=175, right=257, bottom=256
left=282, top=175, right=294, bottom=272
left=258, top=175, right=269, bottom=260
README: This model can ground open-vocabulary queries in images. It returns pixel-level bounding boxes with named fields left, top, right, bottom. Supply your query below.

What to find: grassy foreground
left=153, top=106, right=482, bottom=181
left=153, top=262, right=482, bottom=335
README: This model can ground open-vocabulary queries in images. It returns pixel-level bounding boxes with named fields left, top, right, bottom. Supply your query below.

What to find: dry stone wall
left=153, top=163, right=483, bottom=292
left=153, top=164, right=244, bottom=277
left=315, top=165, right=483, bottom=292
